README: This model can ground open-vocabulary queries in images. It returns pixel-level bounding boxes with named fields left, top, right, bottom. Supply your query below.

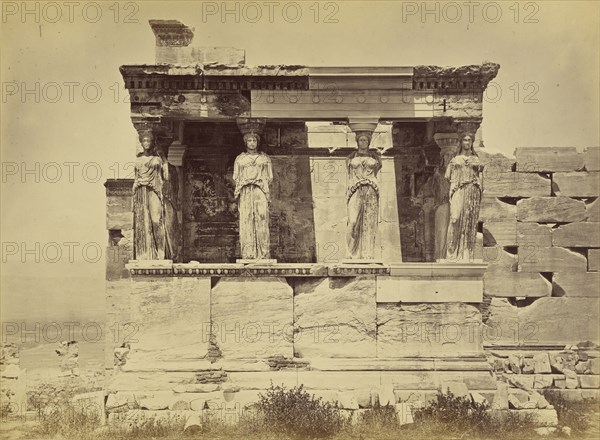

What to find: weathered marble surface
left=517, top=247, right=587, bottom=272
left=485, top=298, right=600, bottom=346
left=484, top=173, right=550, bottom=197
left=377, top=303, right=482, bottom=357
left=294, top=277, right=376, bottom=358
left=553, top=172, right=600, bottom=197
left=515, top=147, right=585, bottom=172
left=211, top=277, right=293, bottom=359
left=126, top=277, right=211, bottom=367
left=517, top=197, right=586, bottom=222
left=552, top=222, right=600, bottom=247
left=553, top=272, right=600, bottom=297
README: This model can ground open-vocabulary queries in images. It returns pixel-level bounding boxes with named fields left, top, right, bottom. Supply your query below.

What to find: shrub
left=358, top=402, right=400, bottom=429
left=412, top=389, right=492, bottom=436
left=256, top=383, right=348, bottom=438
left=542, top=390, right=597, bottom=434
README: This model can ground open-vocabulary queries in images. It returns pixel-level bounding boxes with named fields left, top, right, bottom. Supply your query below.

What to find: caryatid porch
left=104, top=20, right=500, bottom=411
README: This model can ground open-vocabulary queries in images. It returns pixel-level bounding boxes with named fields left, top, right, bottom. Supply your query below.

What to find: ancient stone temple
left=104, top=20, right=599, bottom=422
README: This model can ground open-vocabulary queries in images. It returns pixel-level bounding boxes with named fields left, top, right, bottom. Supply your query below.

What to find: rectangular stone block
left=584, top=147, right=600, bottom=171
left=485, top=298, right=599, bottom=346
left=211, top=277, right=293, bottom=359
left=378, top=276, right=482, bottom=302
left=480, top=197, right=516, bottom=222
left=106, top=194, right=133, bottom=230
left=552, top=222, right=600, bottom=247
left=533, top=375, right=553, bottom=389
left=484, top=173, right=550, bottom=197
left=483, top=221, right=517, bottom=246
left=553, top=272, right=600, bottom=297
left=517, top=223, right=552, bottom=247
left=484, top=272, right=551, bottom=298
left=589, top=249, right=600, bottom=271
left=126, top=277, right=212, bottom=366
left=515, top=147, right=584, bottom=172
left=586, top=199, right=600, bottom=221
left=517, top=197, right=587, bottom=222
left=377, top=303, right=482, bottom=357
left=483, top=247, right=517, bottom=271
left=294, top=277, right=376, bottom=358
left=553, top=172, right=600, bottom=197
left=579, top=375, right=600, bottom=389
left=156, top=46, right=245, bottom=65
left=518, top=247, right=587, bottom=272
left=479, top=149, right=516, bottom=173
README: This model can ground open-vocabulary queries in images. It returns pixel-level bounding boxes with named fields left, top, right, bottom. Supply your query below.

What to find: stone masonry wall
left=478, top=147, right=599, bottom=347
left=476, top=146, right=599, bottom=399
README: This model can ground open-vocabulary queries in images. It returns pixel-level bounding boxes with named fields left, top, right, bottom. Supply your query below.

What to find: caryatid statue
left=346, top=131, right=382, bottom=259
left=233, top=120, right=273, bottom=260
left=132, top=128, right=181, bottom=261
left=444, top=132, right=484, bottom=261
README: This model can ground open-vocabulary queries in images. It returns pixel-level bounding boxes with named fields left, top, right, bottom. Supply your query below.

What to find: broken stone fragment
left=508, top=354, right=522, bottom=374
left=533, top=353, right=552, bottom=374
left=470, top=392, right=487, bottom=406
left=563, top=369, right=579, bottom=389
left=529, top=391, right=550, bottom=409
left=492, top=382, right=509, bottom=410
left=522, top=357, right=535, bottom=374
left=1, top=364, right=21, bottom=378
left=553, top=377, right=566, bottom=389
left=575, top=360, right=591, bottom=374
left=533, top=375, right=553, bottom=389
left=508, top=394, right=523, bottom=409
left=550, top=351, right=578, bottom=373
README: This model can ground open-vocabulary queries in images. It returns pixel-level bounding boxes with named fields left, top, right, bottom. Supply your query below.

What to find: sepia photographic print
left=1, top=1, right=599, bottom=439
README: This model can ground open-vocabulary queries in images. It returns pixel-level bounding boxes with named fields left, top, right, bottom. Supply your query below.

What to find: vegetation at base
left=255, top=383, right=349, bottom=438
left=542, top=390, right=599, bottom=434
left=4, top=381, right=599, bottom=440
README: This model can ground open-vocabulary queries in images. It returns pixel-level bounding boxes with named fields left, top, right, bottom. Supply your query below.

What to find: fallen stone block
left=533, top=375, right=553, bottom=389
left=564, top=370, right=579, bottom=389
left=492, top=382, right=509, bottom=410
left=549, top=351, right=578, bottom=373
left=533, top=353, right=552, bottom=374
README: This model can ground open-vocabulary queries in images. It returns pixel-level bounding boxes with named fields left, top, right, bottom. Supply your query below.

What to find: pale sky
left=1, top=1, right=599, bottom=320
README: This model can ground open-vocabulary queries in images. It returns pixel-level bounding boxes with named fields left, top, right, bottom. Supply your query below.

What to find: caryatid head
left=355, top=132, right=372, bottom=152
